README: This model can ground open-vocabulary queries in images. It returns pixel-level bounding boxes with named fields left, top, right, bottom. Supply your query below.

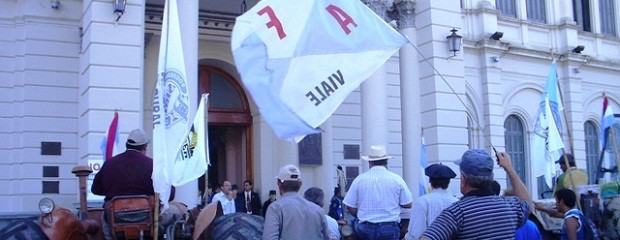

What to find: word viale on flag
left=306, top=70, right=344, bottom=106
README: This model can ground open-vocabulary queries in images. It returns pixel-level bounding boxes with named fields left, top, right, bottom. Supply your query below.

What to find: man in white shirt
left=212, top=180, right=236, bottom=214
left=343, top=145, right=413, bottom=240
left=304, top=187, right=341, bottom=240
left=404, top=163, right=458, bottom=240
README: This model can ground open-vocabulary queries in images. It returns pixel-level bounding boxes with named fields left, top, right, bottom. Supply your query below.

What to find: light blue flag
left=531, top=60, right=565, bottom=188
left=419, top=137, right=428, bottom=196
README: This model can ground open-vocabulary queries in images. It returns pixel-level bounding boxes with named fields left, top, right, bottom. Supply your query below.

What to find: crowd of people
left=92, top=129, right=594, bottom=240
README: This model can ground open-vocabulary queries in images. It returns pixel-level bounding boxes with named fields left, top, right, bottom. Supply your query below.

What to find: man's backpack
left=580, top=213, right=601, bottom=240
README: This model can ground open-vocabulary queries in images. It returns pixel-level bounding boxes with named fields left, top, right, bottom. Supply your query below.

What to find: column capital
left=361, top=0, right=392, bottom=22
left=394, top=0, right=415, bottom=29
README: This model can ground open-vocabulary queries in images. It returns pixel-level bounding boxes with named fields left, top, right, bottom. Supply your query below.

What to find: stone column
left=79, top=0, right=146, bottom=163
left=415, top=1, right=468, bottom=194
left=395, top=0, right=421, bottom=197
left=173, top=0, right=199, bottom=208
left=361, top=0, right=391, bottom=172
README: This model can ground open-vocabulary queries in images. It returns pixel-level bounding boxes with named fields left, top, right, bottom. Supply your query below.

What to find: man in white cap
left=262, top=164, right=329, bottom=240
left=92, top=128, right=154, bottom=239
left=343, top=145, right=413, bottom=240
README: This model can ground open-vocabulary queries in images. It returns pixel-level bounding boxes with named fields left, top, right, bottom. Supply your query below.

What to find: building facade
left=1, top=0, right=619, bottom=213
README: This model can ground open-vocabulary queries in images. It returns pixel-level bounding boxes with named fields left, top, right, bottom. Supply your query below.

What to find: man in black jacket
left=236, top=180, right=262, bottom=215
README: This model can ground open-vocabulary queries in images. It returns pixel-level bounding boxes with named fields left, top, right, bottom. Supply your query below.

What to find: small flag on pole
left=100, top=111, right=120, bottom=161
left=601, top=95, right=616, bottom=146
left=231, top=0, right=407, bottom=141
left=152, top=0, right=191, bottom=210
left=170, top=94, right=209, bottom=186
left=419, top=136, right=428, bottom=196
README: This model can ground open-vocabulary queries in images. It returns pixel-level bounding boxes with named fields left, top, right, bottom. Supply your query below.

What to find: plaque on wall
left=298, top=133, right=322, bottom=165
left=43, top=166, right=59, bottom=178
left=41, top=141, right=61, bottom=155
left=42, top=181, right=59, bottom=194
left=345, top=166, right=359, bottom=191
left=343, top=144, right=360, bottom=159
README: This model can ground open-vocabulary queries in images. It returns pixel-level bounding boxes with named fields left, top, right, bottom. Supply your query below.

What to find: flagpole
left=555, top=76, right=575, bottom=154
left=609, top=122, right=620, bottom=176
left=154, top=193, right=160, bottom=240
left=560, top=149, right=582, bottom=211
left=595, top=136, right=608, bottom=183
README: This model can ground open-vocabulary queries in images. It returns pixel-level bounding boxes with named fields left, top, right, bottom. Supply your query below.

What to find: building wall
left=0, top=0, right=82, bottom=212
left=2, top=0, right=620, bottom=213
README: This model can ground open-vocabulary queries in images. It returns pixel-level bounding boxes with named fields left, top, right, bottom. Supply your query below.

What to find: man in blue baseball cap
left=421, top=150, right=532, bottom=240
left=404, top=163, right=458, bottom=240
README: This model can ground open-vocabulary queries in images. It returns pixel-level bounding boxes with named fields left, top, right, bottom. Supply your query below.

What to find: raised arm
left=497, top=152, right=532, bottom=203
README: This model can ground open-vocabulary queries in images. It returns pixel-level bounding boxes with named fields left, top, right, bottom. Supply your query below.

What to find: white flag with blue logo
left=152, top=0, right=191, bottom=210
left=231, top=0, right=407, bottom=141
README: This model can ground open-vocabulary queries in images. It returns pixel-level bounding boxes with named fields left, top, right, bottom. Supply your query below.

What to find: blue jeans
left=353, top=219, right=400, bottom=240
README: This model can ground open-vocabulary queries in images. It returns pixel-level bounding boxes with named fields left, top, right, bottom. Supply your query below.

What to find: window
left=526, top=0, right=546, bottom=23
left=584, top=121, right=599, bottom=183
left=504, top=115, right=527, bottom=184
left=496, top=0, right=517, bottom=18
left=600, top=0, right=616, bottom=36
left=573, top=0, right=592, bottom=32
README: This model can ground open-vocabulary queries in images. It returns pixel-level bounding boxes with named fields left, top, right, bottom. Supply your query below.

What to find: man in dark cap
left=262, top=190, right=277, bottom=217
left=535, top=153, right=589, bottom=218
left=421, top=150, right=532, bottom=240
left=554, top=153, right=588, bottom=195
left=404, top=163, right=458, bottom=240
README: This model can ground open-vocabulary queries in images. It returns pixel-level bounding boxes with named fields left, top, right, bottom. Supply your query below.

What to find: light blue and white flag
left=419, top=136, right=428, bottom=196
left=231, top=0, right=407, bottom=141
left=152, top=0, right=191, bottom=210
left=531, top=60, right=565, bottom=188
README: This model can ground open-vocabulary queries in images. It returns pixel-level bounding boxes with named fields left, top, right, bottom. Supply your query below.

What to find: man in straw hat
left=404, top=163, right=458, bottom=240
left=343, top=145, right=413, bottom=240
left=263, top=164, right=329, bottom=240
left=420, top=150, right=532, bottom=240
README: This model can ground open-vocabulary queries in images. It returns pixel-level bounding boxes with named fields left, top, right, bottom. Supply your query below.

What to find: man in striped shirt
left=420, top=149, right=532, bottom=240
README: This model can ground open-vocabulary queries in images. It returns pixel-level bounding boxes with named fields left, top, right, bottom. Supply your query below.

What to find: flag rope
left=402, top=35, right=499, bottom=156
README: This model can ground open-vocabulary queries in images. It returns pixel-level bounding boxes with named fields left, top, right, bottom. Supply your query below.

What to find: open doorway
left=198, top=64, right=253, bottom=195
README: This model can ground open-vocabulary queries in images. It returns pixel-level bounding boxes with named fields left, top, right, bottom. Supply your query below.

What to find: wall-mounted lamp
left=490, top=31, right=504, bottom=41
left=572, top=45, right=585, bottom=54
left=113, top=0, right=127, bottom=21
left=446, top=28, right=462, bottom=57
left=50, top=0, right=60, bottom=9
left=491, top=56, right=501, bottom=63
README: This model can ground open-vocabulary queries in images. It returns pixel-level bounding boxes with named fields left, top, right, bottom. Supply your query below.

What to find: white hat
left=127, top=129, right=149, bottom=146
left=274, top=164, right=301, bottom=182
left=361, top=145, right=392, bottom=161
